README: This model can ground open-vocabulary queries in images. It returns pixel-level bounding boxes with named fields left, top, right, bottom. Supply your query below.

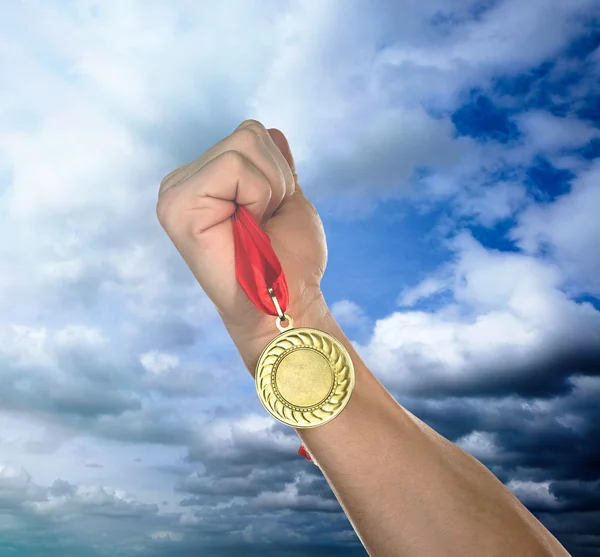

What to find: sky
left=0, top=0, right=599, bottom=555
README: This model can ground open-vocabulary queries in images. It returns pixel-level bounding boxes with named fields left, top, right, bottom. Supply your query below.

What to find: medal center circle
left=274, top=348, right=333, bottom=407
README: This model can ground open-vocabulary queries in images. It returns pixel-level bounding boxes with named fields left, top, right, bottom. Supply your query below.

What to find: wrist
left=227, top=287, right=337, bottom=376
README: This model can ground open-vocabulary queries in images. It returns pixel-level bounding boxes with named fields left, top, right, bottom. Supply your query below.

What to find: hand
left=156, top=120, right=329, bottom=373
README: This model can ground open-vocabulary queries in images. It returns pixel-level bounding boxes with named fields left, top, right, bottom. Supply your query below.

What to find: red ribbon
left=232, top=205, right=289, bottom=316
left=232, top=205, right=314, bottom=465
left=297, top=444, right=315, bottom=464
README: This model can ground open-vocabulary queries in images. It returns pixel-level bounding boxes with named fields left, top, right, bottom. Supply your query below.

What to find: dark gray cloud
left=393, top=373, right=600, bottom=556
left=415, top=345, right=600, bottom=399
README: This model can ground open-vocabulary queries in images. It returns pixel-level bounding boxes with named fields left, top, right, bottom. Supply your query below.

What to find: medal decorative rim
left=255, top=327, right=355, bottom=428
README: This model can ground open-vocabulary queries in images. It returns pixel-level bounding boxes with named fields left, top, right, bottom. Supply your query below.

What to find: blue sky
left=0, top=1, right=599, bottom=556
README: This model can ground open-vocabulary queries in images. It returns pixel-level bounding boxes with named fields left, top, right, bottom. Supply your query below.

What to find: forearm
left=235, top=298, right=570, bottom=557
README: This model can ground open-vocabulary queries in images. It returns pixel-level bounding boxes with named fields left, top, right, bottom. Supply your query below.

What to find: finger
left=266, top=128, right=295, bottom=174
left=157, top=149, right=272, bottom=242
left=238, top=121, right=296, bottom=198
left=235, top=123, right=288, bottom=223
left=267, top=127, right=306, bottom=198
left=159, top=122, right=287, bottom=225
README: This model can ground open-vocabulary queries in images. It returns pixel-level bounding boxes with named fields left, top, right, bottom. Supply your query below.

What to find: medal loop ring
left=267, top=286, right=285, bottom=319
left=268, top=287, right=294, bottom=331
left=276, top=313, right=294, bottom=332
left=267, top=287, right=294, bottom=333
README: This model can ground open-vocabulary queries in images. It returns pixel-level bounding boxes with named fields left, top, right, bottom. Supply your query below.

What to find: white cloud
left=506, top=480, right=558, bottom=509
left=331, top=300, right=369, bottom=327
left=368, top=0, right=598, bottom=109
left=140, top=352, right=180, bottom=375
left=0, top=463, right=44, bottom=506
left=54, top=325, right=108, bottom=351
left=512, top=160, right=600, bottom=295
left=359, top=233, right=600, bottom=395
left=149, top=530, right=183, bottom=542
left=187, top=414, right=299, bottom=464
left=399, top=277, right=450, bottom=307
left=450, top=0, right=595, bottom=71
left=516, top=111, right=600, bottom=154
left=454, top=181, right=529, bottom=227
left=1, top=461, right=158, bottom=522
left=29, top=482, right=158, bottom=520
left=456, top=431, right=499, bottom=461
left=0, top=320, right=143, bottom=418
left=254, top=482, right=339, bottom=512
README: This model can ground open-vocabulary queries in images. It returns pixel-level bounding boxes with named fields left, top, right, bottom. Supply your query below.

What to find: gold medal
left=255, top=288, right=355, bottom=428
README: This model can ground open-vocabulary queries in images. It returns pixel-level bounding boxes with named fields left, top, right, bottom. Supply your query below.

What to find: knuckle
left=238, top=119, right=264, bottom=130
left=159, top=168, right=180, bottom=196
left=233, top=126, right=263, bottom=150
left=156, top=190, right=175, bottom=228
left=156, top=182, right=185, bottom=230
left=155, top=197, right=168, bottom=227
left=220, top=149, right=247, bottom=172
left=160, top=169, right=175, bottom=188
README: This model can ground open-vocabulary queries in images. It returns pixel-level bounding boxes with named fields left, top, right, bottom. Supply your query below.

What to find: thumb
left=267, top=128, right=295, bottom=172
left=267, top=128, right=304, bottom=196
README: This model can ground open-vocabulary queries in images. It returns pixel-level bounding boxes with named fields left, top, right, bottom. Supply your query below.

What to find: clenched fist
left=156, top=120, right=330, bottom=373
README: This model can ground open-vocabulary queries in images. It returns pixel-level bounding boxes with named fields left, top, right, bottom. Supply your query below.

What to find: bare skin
left=156, top=119, right=570, bottom=557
